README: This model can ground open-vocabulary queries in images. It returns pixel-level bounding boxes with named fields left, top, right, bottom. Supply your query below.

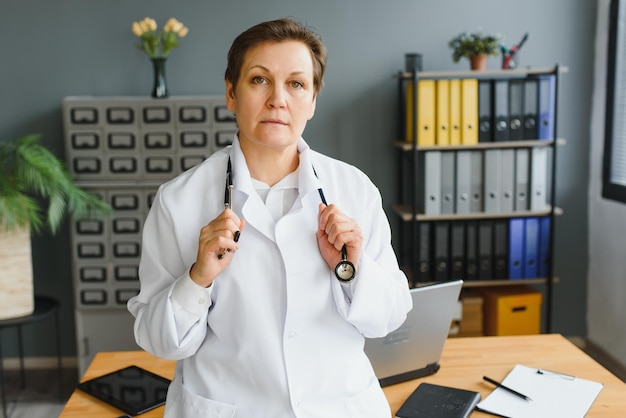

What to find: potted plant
left=0, top=133, right=111, bottom=320
left=448, top=30, right=503, bottom=70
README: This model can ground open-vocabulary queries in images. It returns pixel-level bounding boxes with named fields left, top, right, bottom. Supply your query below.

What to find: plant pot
left=470, top=54, right=488, bottom=71
left=0, top=226, right=34, bottom=320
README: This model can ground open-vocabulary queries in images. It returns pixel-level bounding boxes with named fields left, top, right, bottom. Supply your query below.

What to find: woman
left=128, top=17, right=412, bottom=418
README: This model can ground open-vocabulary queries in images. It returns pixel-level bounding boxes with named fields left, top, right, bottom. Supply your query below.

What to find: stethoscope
left=224, top=157, right=356, bottom=282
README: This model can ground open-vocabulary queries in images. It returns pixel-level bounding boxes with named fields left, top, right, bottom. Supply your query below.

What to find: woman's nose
left=267, top=85, right=287, bottom=108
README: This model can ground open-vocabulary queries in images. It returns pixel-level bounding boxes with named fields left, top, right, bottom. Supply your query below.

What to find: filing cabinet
left=63, top=96, right=237, bottom=373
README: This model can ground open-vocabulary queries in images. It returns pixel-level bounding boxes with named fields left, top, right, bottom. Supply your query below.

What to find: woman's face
left=225, top=40, right=317, bottom=153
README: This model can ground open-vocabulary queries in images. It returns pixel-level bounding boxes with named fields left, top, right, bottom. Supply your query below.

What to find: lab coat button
left=287, top=331, right=297, bottom=339
left=198, top=298, right=205, bottom=305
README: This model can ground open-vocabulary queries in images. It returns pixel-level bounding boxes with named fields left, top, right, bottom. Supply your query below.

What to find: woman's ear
left=307, top=94, right=317, bottom=121
left=225, top=80, right=236, bottom=112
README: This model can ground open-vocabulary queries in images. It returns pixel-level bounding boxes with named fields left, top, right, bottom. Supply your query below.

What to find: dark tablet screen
left=77, top=365, right=171, bottom=415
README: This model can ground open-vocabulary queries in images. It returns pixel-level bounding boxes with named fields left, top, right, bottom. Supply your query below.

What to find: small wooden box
left=480, top=286, right=542, bottom=336
left=450, top=290, right=484, bottom=337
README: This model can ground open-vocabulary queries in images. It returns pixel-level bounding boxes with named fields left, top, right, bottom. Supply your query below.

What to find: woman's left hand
left=317, top=203, right=362, bottom=273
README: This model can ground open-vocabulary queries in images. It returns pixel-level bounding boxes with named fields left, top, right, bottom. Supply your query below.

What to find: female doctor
left=128, top=17, right=412, bottom=418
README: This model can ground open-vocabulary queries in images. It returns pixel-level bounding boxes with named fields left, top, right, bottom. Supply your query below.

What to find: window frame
left=603, top=0, right=626, bottom=203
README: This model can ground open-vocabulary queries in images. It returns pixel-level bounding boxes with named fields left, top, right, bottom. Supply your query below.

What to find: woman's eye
left=252, top=76, right=266, bottom=84
left=290, top=80, right=304, bottom=89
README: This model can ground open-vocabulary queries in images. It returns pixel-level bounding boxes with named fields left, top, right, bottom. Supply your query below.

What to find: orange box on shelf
left=480, top=286, right=542, bottom=336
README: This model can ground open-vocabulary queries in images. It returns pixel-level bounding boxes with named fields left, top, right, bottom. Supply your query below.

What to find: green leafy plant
left=448, top=30, right=503, bottom=63
left=131, top=17, right=189, bottom=59
left=0, top=134, right=111, bottom=234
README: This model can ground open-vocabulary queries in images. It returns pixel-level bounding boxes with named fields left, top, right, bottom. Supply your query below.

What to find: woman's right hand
left=189, top=209, right=245, bottom=288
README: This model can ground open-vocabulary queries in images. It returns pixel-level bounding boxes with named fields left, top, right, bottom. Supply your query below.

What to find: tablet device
left=77, top=365, right=171, bottom=416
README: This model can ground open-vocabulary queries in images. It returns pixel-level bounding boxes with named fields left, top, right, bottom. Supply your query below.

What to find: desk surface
left=60, top=334, right=626, bottom=417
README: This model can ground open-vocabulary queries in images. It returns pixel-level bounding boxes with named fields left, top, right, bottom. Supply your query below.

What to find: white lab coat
left=128, top=137, right=412, bottom=418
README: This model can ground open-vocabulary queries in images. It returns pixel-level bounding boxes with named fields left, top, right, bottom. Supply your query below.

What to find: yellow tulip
left=164, top=18, right=183, bottom=33
left=177, top=26, right=189, bottom=37
left=144, top=17, right=157, bottom=31
left=131, top=21, right=144, bottom=37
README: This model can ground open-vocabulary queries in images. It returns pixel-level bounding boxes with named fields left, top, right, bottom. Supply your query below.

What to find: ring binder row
left=412, top=217, right=551, bottom=284
left=416, top=148, right=551, bottom=216
left=404, top=74, right=556, bottom=146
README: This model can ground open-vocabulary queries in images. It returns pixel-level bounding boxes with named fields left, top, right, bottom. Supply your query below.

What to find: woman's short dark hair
left=225, top=18, right=327, bottom=95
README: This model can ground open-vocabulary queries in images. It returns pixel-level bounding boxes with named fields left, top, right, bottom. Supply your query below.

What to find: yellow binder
left=405, top=80, right=435, bottom=146
left=436, top=80, right=450, bottom=146
left=449, top=79, right=462, bottom=145
left=461, top=78, right=479, bottom=145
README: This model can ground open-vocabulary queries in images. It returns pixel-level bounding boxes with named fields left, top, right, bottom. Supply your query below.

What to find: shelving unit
left=394, top=65, right=567, bottom=332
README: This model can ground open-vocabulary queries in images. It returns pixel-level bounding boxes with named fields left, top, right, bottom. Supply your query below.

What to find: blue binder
left=537, top=75, right=556, bottom=140
left=524, top=217, right=540, bottom=278
left=539, top=217, right=551, bottom=278
left=508, top=218, right=525, bottom=279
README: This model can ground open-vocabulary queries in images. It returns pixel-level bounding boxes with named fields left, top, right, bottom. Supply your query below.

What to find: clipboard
left=476, top=364, right=603, bottom=418
left=77, top=365, right=171, bottom=416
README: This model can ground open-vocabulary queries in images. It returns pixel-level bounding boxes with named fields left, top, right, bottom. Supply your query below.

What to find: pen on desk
left=483, top=375, right=532, bottom=401
left=537, top=368, right=576, bottom=379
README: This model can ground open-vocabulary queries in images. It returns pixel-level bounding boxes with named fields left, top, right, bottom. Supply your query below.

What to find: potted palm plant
left=448, top=30, right=503, bottom=70
left=0, top=134, right=111, bottom=320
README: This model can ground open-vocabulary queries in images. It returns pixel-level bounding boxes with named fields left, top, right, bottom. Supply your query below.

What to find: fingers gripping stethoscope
left=316, top=187, right=356, bottom=282
left=221, top=157, right=355, bottom=282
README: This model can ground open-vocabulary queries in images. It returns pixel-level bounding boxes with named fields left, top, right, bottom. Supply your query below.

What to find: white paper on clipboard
left=476, top=364, right=603, bottom=418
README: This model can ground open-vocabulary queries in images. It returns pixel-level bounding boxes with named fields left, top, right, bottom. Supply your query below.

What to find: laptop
left=364, top=279, right=463, bottom=387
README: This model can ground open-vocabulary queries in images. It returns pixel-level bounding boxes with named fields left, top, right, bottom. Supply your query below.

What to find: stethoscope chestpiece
left=334, top=246, right=355, bottom=282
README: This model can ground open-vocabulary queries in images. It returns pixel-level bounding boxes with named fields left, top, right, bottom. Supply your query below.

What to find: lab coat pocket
left=344, top=384, right=391, bottom=418
left=164, top=378, right=237, bottom=418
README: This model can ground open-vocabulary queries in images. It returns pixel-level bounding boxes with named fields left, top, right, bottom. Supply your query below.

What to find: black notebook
left=395, top=382, right=481, bottom=418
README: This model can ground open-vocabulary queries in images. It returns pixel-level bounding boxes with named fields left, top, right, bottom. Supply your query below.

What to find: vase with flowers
left=131, top=17, right=189, bottom=98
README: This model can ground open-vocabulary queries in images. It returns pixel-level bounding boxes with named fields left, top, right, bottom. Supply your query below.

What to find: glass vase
left=151, top=57, right=168, bottom=98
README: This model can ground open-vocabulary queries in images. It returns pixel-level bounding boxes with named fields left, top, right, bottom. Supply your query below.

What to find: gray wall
left=589, top=0, right=626, bottom=366
left=1, top=0, right=596, bottom=358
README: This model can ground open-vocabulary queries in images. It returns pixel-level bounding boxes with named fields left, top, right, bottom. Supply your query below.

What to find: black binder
left=478, top=80, right=493, bottom=142
left=434, top=222, right=450, bottom=281
left=465, top=220, right=479, bottom=281
left=417, top=222, right=432, bottom=283
left=478, top=220, right=493, bottom=280
left=450, top=222, right=465, bottom=281
left=523, top=78, right=539, bottom=139
left=509, top=79, right=524, bottom=141
left=493, top=79, right=510, bottom=142
left=493, top=219, right=509, bottom=279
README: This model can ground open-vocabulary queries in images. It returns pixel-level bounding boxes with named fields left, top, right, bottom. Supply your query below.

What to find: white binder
left=500, top=149, right=515, bottom=212
left=514, top=148, right=530, bottom=211
left=530, top=147, right=549, bottom=211
left=419, top=151, right=442, bottom=215
left=455, top=151, right=472, bottom=214
left=440, top=152, right=455, bottom=214
left=484, top=149, right=502, bottom=213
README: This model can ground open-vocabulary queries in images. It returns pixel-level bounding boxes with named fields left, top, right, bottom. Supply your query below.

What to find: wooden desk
left=60, top=334, right=626, bottom=417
